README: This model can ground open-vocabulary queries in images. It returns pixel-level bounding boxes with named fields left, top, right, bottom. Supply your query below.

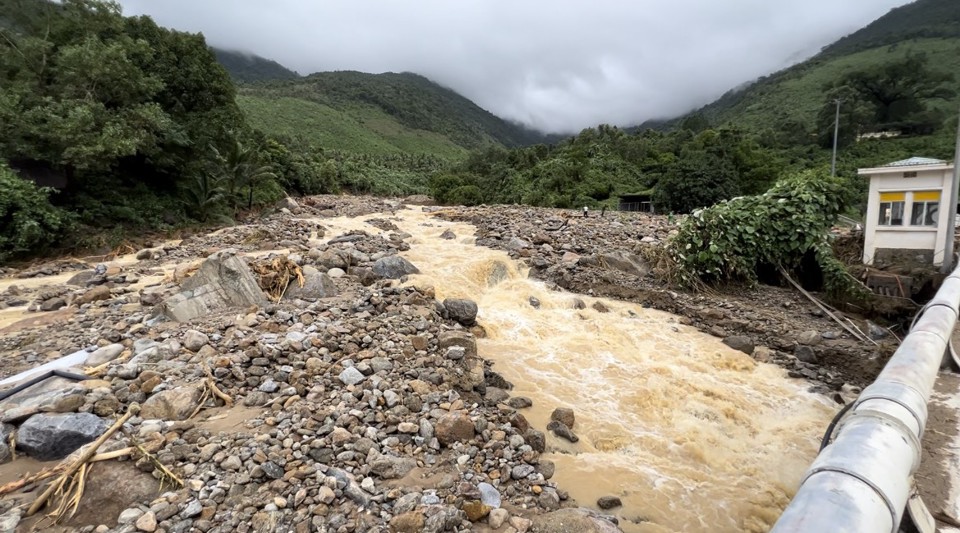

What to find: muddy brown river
left=318, top=209, right=837, bottom=533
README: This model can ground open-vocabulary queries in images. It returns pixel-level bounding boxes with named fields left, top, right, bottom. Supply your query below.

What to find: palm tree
left=181, top=172, right=227, bottom=222
left=210, top=136, right=276, bottom=211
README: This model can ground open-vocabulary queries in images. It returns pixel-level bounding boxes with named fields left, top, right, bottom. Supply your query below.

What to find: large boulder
left=74, top=285, right=112, bottom=306
left=140, top=385, right=204, bottom=421
left=371, top=256, right=420, bottom=279
left=0, top=377, right=87, bottom=423
left=283, top=266, right=337, bottom=300
left=16, top=413, right=108, bottom=460
left=444, top=298, right=478, bottom=326
left=530, top=508, right=623, bottom=533
left=160, top=250, right=267, bottom=322
left=315, top=250, right=349, bottom=270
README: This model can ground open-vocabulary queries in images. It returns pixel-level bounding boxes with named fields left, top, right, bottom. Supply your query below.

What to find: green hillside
left=239, top=71, right=546, bottom=154
left=237, top=95, right=468, bottom=158
left=212, top=48, right=300, bottom=83
left=698, top=38, right=960, bottom=133
left=667, top=0, right=960, bottom=135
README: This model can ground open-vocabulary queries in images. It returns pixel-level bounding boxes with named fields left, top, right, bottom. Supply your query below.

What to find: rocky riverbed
left=0, top=195, right=886, bottom=533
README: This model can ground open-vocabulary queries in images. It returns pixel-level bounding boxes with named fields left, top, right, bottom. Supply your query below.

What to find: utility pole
left=941, top=106, right=960, bottom=273
left=831, top=99, right=842, bottom=177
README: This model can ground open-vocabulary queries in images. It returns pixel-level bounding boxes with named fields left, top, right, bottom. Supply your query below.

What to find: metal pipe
left=772, top=267, right=960, bottom=533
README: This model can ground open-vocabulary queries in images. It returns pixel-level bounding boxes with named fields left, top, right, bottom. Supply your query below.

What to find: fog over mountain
left=118, top=0, right=912, bottom=133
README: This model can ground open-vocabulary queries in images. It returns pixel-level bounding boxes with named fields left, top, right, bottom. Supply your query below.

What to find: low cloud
left=118, top=0, right=911, bottom=133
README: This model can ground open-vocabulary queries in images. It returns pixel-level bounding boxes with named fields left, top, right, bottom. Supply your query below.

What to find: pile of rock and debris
left=0, top=196, right=623, bottom=533
left=442, top=205, right=895, bottom=391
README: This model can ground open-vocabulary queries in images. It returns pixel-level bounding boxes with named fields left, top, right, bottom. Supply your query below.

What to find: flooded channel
left=321, top=208, right=836, bottom=533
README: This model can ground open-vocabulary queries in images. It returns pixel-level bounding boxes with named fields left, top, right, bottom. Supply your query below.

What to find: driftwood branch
left=27, top=403, right=139, bottom=516
left=779, top=267, right=877, bottom=346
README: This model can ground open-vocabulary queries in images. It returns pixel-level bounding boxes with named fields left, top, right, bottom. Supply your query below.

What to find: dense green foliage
left=239, top=71, right=546, bottom=150
left=213, top=48, right=300, bottom=83
left=0, top=162, right=73, bottom=262
left=430, top=125, right=783, bottom=212
left=668, top=169, right=851, bottom=288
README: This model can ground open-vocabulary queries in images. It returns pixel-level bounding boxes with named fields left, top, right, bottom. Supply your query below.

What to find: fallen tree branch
left=779, top=267, right=877, bottom=346
left=202, top=364, right=234, bottom=407
left=27, top=403, right=139, bottom=516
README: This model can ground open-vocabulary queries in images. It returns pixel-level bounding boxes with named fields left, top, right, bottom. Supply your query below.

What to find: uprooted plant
left=667, top=168, right=869, bottom=300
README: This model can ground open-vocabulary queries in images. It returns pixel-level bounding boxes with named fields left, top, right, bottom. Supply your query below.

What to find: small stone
left=444, top=298, right=479, bottom=326
left=488, top=508, right=509, bottom=529
left=183, top=330, right=209, bottom=351
left=550, top=407, right=575, bottom=429
left=40, top=297, right=66, bottom=312
left=478, top=482, right=501, bottom=509
left=795, top=345, right=818, bottom=364
left=181, top=499, right=202, bottom=518
left=339, top=367, right=365, bottom=386
left=539, top=460, right=556, bottom=480
left=440, top=229, right=456, bottom=240
left=389, top=511, right=425, bottom=533
left=511, top=464, right=535, bottom=479
left=722, top=335, right=755, bottom=355
left=507, top=397, right=533, bottom=409
left=597, top=495, right=622, bottom=509
left=547, top=420, right=579, bottom=442
left=317, top=486, right=336, bottom=504
left=118, top=508, right=143, bottom=524
left=398, top=422, right=419, bottom=434
left=435, top=412, right=476, bottom=446
left=463, top=501, right=491, bottom=522
left=86, top=343, right=124, bottom=366
left=221, top=456, right=242, bottom=471
left=135, top=511, right=157, bottom=532
left=327, top=268, right=345, bottom=278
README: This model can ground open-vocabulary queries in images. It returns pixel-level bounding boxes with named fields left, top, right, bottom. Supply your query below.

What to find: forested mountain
left=212, top=48, right=300, bottom=83
left=239, top=71, right=548, bottom=154
left=658, top=0, right=960, bottom=138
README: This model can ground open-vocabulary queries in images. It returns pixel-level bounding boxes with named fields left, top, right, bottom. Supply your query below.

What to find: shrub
left=668, top=168, right=864, bottom=298
left=0, top=163, right=73, bottom=263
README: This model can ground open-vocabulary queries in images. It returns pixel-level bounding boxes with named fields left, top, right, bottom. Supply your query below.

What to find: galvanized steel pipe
left=772, top=268, right=960, bottom=533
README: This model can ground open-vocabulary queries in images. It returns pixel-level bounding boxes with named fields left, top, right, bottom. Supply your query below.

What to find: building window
left=911, top=190, right=940, bottom=226
left=904, top=171, right=918, bottom=178
left=878, top=192, right=905, bottom=226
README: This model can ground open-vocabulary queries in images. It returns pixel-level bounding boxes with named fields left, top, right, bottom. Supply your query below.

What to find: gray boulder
left=722, top=336, right=755, bottom=355
left=86, top=343, right=125, bottom=366
left=140, top=385, right=204, bottom=421
left=160, top=249, right=267, bottom=322
left=444, top=298, right=478, bottom=326
left=372, top=256, right=420, bottom=279
left=16, top=413, right=108, bottom=460
left=283, top=266, right=337, bottom=300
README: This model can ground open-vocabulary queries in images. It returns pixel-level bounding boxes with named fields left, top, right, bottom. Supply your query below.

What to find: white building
left=859, top=157, right=956, bottom=266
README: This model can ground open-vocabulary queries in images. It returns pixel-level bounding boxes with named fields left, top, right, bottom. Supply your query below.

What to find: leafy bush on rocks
left=0, top=163, right=73, bottom=263
left=669, top=169, right=863, bottom=297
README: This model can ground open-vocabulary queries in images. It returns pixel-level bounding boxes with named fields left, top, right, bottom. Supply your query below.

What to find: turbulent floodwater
left=319, top=208, right=837, bottom=533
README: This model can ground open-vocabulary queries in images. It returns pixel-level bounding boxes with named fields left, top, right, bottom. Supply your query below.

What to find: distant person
left=583, top=206, right=589, bottom=218
left=600, top=206, right=607, bottom=217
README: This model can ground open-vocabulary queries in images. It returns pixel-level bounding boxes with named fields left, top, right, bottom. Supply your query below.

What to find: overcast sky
left=117, top=0, right=911, bottom=133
